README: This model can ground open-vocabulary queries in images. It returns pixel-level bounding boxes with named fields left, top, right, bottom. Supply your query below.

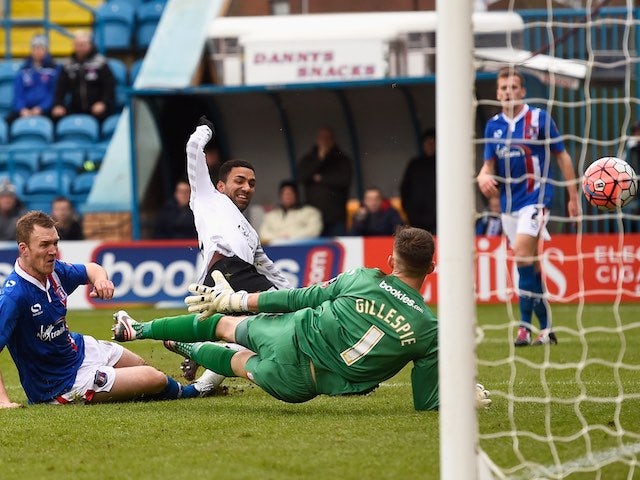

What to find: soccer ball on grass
left=582, top=156, right=638, bottom=211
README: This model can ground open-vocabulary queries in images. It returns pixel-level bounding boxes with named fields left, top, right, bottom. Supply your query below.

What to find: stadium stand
left=40, top=142, right=86, bottom=172
left=9, top=115, right=54, bottom=144
left=101, top=113, right=120, bottom=141
left=71, top=170, right=99, bottom=203
left=107, top=57, right=129, bottom=109
left=129, top=58, right=143, bottom=85
left=0, top=172, right=26, bottom=196
left=94, top=0, right=136, bottom=52
left=55, top=114, right=100, bottom=144
left=0, top=118, right=8, bottom=144
left=135, top=0, right=167, bottom=50
left=3, top=150, right=40, bottom=174
left=24, top=168, right=75, bottom=213
left=1, top=0, right=195, bottom=228
left=0, top=60, right=21, bottom=118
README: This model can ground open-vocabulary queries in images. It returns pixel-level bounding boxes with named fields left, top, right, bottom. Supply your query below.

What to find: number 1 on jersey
left=341, top=325, right=385, bottom=366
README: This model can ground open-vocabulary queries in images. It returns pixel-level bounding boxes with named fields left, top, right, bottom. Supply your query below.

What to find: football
left=582, top=156, right=638, bottom=210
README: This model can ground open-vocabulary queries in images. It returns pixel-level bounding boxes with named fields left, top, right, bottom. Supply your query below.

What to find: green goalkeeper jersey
left=257, top=267, right=439, bottom=410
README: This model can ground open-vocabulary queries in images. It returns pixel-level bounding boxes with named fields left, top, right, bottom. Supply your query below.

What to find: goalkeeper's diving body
left=112, top=227, right=491, bottom=410
left=171, top=117, right=291, bottom=393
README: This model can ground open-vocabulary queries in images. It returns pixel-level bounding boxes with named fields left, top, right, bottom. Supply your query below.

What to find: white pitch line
left=510, top=442, right=640, bottom=479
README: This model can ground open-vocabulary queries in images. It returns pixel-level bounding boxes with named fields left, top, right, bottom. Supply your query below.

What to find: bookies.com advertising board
left=0, top=235, right=637, bottom=309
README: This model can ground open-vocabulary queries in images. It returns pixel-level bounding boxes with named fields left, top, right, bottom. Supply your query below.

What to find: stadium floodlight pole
left=436, top=1, right=479, bottom=480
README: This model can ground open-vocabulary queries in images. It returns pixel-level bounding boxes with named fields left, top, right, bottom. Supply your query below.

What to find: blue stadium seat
left=0, top=117, right=8, bottom=144
left=101, top=113, right=120, bottom=141
left=94, top=0, right=136, bottom=51
left=135, top=0, right=167, bottom=49
left=25, top=199, right=55, bottom=214
left=10, top=115, right=54, bottom=144
left=0, top=60, right=21, bottom=118
left=109, top=0, right=144, bottom=7
left=71, top=171, right=98, bottom=195
left=56, top=114, right=100, bottom=143
left=3, top=147, right=40, bottom=173
left=107, top=58, right=128, bottom=109
left=85, top=143, right=107, bottom=168
left=41, top=141, right=86, bottom=171
left=70, top=170, right=98, bottom=205
left=129, top=58, right=143, bottom=85
left=25, top=169, right=74, bottom=195
left=107, top=57, right=128, bottom=85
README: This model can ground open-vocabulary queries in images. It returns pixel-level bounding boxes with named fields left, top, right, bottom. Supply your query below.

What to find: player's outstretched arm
left=0, top=370, right=22, bottom=409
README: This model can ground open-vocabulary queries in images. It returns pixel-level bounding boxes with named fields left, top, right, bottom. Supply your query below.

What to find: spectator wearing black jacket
left=350, top=187, right=404, bottom=236
left=153, top=179, right=197, bottom=240
left=51, top=30, right=115, bottom=122
left=400, top=128, right=437, bottom=233
left=298, top=126, right=352, bottom=236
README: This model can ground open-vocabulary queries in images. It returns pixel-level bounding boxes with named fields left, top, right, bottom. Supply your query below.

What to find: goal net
left=467, top=2, right=640, bottom=479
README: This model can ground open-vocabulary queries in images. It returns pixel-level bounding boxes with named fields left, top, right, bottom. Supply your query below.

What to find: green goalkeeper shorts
left=235, top=313, right=317, bottom=403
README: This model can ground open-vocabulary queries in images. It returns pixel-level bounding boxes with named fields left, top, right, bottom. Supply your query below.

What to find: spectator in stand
left=350, top=186, right=404, bottom=236
left=0, top=180, right=26, bottom=241
left=475, top=195, right=503, bottom=237
left=298, top=126, right=352, bottom=236
left=51, top=30, right=115, bottom=122
left=153, top=179, right=197, bottom=240
left=51, top=196, right=83, bottom=240
left=6, top=34, right=59, bottom=124
left=259, top=180, right=323, bottom=244
left=400, top=128, right=437, bottom=233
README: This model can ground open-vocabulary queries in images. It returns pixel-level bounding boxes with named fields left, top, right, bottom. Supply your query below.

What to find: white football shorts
left=500, top=204, right=550, bottom=247
left=50, top=335, right=124, bottom=404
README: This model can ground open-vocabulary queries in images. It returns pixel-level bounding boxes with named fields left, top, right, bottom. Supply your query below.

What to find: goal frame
left=436, top=1, right=481, bottom=479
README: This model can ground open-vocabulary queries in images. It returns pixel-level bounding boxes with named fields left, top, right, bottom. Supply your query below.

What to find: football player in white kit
left=156, top=116, right=292, bottom=392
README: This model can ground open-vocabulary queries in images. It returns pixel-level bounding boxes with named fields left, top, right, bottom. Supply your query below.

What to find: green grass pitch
left=0, top=304, right=638, bottom=479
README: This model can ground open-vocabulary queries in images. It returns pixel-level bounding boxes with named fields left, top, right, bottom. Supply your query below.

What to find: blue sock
left=532, top=270, right=549, bottom=330
left=518, top=265, right=536, bottom=329
left=155, top=375, right=182, bottom=400
left=180, top=384, right=201, bottom=398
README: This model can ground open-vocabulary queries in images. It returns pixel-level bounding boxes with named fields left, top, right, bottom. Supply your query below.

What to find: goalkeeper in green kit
left=111, top=227, right=490, bottom=411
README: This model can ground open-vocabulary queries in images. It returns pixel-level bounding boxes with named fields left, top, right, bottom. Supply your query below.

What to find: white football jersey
left=186, top=125, right=291, bottom=290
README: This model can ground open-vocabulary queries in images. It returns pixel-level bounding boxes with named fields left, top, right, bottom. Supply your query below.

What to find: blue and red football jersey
left=483, top=104, right=566, bottom=213
left=0, top=260, right=88, bottom=403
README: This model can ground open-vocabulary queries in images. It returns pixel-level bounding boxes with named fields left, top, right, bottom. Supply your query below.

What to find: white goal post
left=436, top=0, right=483, bottom=479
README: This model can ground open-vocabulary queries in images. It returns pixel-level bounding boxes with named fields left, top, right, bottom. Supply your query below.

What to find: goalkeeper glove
left=184, top=270, right=248, bottom=318
left=475, top=383, right=492, bottom=410
left=197, top=115, right=216, bottom=135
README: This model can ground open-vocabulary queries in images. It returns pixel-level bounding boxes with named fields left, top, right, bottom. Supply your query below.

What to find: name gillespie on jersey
left=355, top=298, right=416, bottom=346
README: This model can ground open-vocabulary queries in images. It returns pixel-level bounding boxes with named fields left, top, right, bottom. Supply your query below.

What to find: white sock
left=193, top=369, right=225, bottom=394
